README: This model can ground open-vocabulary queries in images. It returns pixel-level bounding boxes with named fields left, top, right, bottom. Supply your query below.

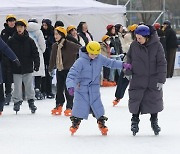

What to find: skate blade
left=51, top=111, right=61, bottom=115
left=70, top=127, right=77, bottom=135
left=100, top=128, right=108, bottom=136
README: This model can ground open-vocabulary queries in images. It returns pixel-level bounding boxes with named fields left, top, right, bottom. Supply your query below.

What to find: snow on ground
left=0, top=77, right=180, bottom=154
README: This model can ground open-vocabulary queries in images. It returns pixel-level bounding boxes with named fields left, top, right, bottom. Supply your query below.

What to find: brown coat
left=126, top=33, right=167, bottom=114
left=48, top=39, right=80, bottom=72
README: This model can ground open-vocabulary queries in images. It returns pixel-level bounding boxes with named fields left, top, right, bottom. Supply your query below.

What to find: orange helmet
left=102, top=35, right=110, bottom=42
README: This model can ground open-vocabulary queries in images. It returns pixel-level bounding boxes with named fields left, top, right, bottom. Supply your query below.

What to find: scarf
left=56, top=38, right=65, bottom=71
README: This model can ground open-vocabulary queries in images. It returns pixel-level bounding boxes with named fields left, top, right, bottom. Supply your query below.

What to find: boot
left=69, top=116, right=82, bottom=135
left=97, top=116, right=108, bottom=135
left=13, top=101, right=22, bottom=114
left=28, top=99, right=37, bottom=114
left=112, top=98, right=120, bottom=107
left=46, top=93, right=55, bottom=99
left=64, top=109, right=72, bottom=116
left=35, top=89, right=44, bottom=100
left=4, top=93, right=12, bottom=105
left=51, top=105, right=62, bottom=115
left=131, top=117, right=140, bottom=136
left=150, top=118, right=161, bottom=135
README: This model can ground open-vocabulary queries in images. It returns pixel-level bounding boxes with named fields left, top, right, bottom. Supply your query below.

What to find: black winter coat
left=164, top=27, right=178, bottom=50
left=0, top=23, right=16, bottom=83
left=7, top=31, right=40, bottom=74
left=109, top=35, right=123, bottom=55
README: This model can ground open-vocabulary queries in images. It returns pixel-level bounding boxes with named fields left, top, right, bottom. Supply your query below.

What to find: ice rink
left=1, top=77, right=180, bottom=154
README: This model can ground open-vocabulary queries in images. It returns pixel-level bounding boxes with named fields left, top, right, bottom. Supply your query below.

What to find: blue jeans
left=109, top=56, right=121, bottom=81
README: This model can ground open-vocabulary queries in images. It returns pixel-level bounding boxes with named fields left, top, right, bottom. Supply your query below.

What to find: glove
left=13, top=59, right=21, bottom=67
left=123, top=63, right=132, bottom=70
left=68, top=87, right=74, bottom=96
left=157, top=83, right=163, bottom=90
left=110, top=47, right=115, bottom=54
left=34, top=66, right=39, bottom=72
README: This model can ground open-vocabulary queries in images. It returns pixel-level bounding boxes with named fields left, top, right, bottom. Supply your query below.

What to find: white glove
left=157, top=83, right=163, bottom=90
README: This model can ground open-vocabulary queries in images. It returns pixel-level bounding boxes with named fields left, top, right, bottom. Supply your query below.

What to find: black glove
left=34, top=66, right=39, bottom=72
left=13, top=59, right=21, bottom=67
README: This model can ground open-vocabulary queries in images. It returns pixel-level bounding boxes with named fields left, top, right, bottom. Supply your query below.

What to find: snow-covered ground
left=1, top=77, right=180, bottom=154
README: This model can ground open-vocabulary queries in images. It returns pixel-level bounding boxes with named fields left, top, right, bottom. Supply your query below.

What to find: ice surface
left=1, top=77, right=180, bottom=154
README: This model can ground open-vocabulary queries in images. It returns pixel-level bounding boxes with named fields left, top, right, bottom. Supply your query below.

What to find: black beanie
left=54, top=21, right=64, bottom=28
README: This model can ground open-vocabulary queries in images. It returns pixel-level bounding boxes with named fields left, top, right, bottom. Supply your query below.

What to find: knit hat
left=54, top=20, right=64, bottom=28
left=106, top=24, right=114, bottom=31
left=16, top=19, right=28, bottom=27
left=6, top=14, right=16, bottom=22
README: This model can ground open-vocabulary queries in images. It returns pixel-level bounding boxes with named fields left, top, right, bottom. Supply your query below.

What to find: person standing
left=0, top=14, right=16, bottom=105
left=48, top=26, right=80, bottom=116
left=162, top=20, right=178, bottom=78
left=0, top=37, right=20, bottom=115
left=41, top=19, right=55, bottom=98
left=8, top=19, right=40, bottom=114
left=77, top=22, right=93, bottom=45
left=125, top=25, right=167, bottom=136
left=27, top=18, right=46, bottom=100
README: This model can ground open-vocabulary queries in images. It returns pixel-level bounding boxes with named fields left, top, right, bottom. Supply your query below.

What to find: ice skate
left=51, top=105, right=62, bottom=115
left=70, top=116, right=82, bottom=135
left=131, top=117, right=140, bottom=136
left=97, top=116, right=108, bottom=135
left=46, top=93, right=55, bottom=99
left=13, top=101, right=22, bottom=114
left=150, top=118, right=161, bottom=135
left=35, top=89, right=44, bottom=100
left=112, top=98, right=120, bottom=107
left=4, top=93, right=12, bottom=105
left=64, top=109, right=72, bottom=116
left=28, top=99, right=37, bottom=114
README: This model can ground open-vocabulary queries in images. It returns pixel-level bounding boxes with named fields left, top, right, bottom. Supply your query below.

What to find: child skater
left=66, top=41, right=132, bottom=135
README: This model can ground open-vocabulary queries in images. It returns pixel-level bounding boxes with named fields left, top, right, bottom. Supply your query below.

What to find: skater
left=7, top=19, right=40, bottom=114
left=125, top=25, right=167, bottom=136
left=27, top=18, right=46, bottom=100
left=0, top=14, right=17, bottom=105
left=41, top=19, right=55, bottom=98
left=66, top=41, right=132, bottom=135
left=48, top=26, right=80, bottom=116
left=162, top=20, right=178, bottom=78
left=112, top=24, right=134, bottom=106
left=0, top=37, right=20, bottom=115
left=77, top=21, right=93, bottom=45
left=106, top=24, right=123, bottom=85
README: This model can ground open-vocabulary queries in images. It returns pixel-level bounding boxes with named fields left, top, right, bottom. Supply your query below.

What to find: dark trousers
left=132, top=111, right=158, bottom=120
left=167, top=48, right=176, bottom=78
left=35, top=76, right=42, bottom=90
left=56, top=70, right=73, bottom=109
left=103, top=67, right=110, bottom=80
left=0, top=84, right=5, bottom=112
left=41, top=65, right=52, bottom=95
left=115, top=71, right=129, bottom=99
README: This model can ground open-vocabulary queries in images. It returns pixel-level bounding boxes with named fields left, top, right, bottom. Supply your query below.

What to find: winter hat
left=54, top=21, right=64, bottom=28
left=6, top=14, right=16, bottom=22
left=102, top=35, right=110, bottom=42
left=55, top=26, right=67, bottom=37
left=28, top=18, right=38, bottom=23
left=128, top=24, right=138, bottom=32
left=86, top=41, right=101, bottom=55
left=106, top=24, right=114, bottom=31
left=153, top=23, right=161, bottom=30
left=42, top=19, right=52, bottom=26
left=163, top=20, right=171, bottom=26
left=67, top=25, right=76, bottom=33
left=16, top=19, right=28, bottom=27
left=135, top=25, right=150, bottom=37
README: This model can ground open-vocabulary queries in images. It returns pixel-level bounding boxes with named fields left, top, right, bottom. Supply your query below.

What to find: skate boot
left=47, top=93, right=55, bottom=99
left=150, top=118, right=161, bottom=135
left=70, top=116, right=82, bottom=135
left=4, top=93, right=12, bottom=105
left=131, top=117, right=140, bottom=136
left=64, top=109, right=72, bottom=116
left=51, top=105, right=62, bottom=115
left=13, top=101, right=22, bottom=114
left=97, top=116, right=108, bottom=135
left=35, top=89, right=44, bottom=100
left=112, top=98, right=120, bottom=107
left=28, top=99, right=37, bottom=114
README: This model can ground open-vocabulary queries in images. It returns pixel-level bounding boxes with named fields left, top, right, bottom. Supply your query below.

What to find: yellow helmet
left=6, top=14, right=16, bottom=21
left=102, top=35, right=110, bottom=42
left=55, top=26, right=67, bottom=37
left=128, top=24, right=138, bottom=32
left=67, top=25, right=76, bottom=33
left=16, top=19, right=28, bottom=27
left=86, top=41, right=101, bottom=55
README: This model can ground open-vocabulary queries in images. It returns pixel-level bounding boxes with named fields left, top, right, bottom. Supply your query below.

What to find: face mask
left=106, top=40, right=111, bottom=45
